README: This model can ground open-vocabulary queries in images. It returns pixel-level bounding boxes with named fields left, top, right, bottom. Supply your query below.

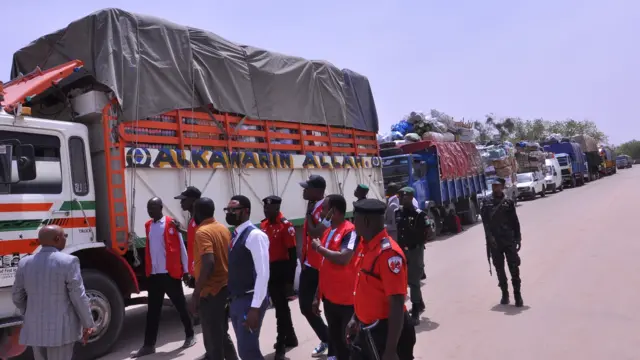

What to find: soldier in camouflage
left=481, top=178, right=524, bottom=307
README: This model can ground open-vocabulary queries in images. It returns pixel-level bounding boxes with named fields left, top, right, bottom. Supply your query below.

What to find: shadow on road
left=490, top=304, right=531, bottom=316
left=415, top=318, right=440, bottom=334
left=431, top=222, right=482, bottom=243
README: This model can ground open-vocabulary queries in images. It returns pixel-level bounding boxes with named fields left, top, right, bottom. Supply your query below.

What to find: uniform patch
left=191, top=221, right=196, bottom=227
left=388, top=256, right=403, bottom=274
left=169, top=228, right=175, bottom=235
left=288, top=227, right=295, bottom=236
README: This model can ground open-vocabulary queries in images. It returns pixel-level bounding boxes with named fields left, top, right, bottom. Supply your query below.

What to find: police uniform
left=480, top=178, right=524, bottom=307
left=351, top=199, right=416, bottom=360
left=260, top=196, right=298, bottom=354
left=394, top=187, right=428, bottom=324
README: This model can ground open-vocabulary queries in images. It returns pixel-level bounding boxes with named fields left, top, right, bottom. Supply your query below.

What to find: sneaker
left=311, top=342, right=328, bottom=357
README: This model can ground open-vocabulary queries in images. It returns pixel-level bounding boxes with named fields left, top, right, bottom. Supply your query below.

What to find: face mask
left=226, top=213, right=240, bottom=226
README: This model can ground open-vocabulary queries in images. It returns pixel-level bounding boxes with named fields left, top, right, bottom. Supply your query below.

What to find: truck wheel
left=571, top=177, right=577, bottom=187
left=73, top=270, right=125, bottom=360
left=428, top=209, right=444, bottom=236
left=462, top=198, right=478, bottom=225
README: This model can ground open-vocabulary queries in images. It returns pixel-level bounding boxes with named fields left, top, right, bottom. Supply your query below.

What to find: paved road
left=101, top=168, right=640, bottom=360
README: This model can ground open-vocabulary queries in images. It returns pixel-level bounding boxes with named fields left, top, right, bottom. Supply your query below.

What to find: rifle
left=485, top=197, right=507, bottom=277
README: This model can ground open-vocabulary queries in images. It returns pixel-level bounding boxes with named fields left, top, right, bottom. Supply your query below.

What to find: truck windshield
left=556, top=156, right=568, bottom=166
left=517, top=173, right=533, bottom=183
left=616, top=156, right=625, bottom=161
left=382, top=157, right=411, bottom=188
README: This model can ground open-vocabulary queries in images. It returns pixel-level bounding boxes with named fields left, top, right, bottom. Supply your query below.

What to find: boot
left=500, top=287, right=509, bottom=305
left=274, top=343, right=287, bottom=360
left=410, top=303, right=422, bottom=326
left=514, top=291, right=523, bottom=307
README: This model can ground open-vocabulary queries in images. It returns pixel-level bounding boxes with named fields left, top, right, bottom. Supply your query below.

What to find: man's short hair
left=194, top=197, right=215, bottom=218
left=231, top=195, right=252, bottom=213
left=326, top=194, right=347, bottom=215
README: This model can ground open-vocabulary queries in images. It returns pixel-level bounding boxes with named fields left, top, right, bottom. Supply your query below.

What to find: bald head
left=147, top=197, right=164, bottom=220
left=38, top=225, right=67, bottom=250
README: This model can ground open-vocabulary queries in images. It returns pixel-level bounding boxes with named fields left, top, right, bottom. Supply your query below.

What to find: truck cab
left=544, top=140, right=586, bottom=187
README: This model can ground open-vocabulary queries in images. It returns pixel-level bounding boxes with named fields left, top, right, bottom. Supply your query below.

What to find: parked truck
left=381, top=140, right=486, bottom=235
left=571, top=135, right=600, bottom=181
left=477, top=142, right=518, bottom=203
left=0, top=9, right=383, bottom=360
left=599, top=146, right=617, bottom=175
left=543, top=140, right=587, bottom=187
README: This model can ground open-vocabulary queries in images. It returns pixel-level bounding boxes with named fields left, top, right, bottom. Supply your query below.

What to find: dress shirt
left=148, top=216, right=189, bottom=275
left=304, top=199, right=325, bottom=268
left=233, top=220, right=270, bottom=308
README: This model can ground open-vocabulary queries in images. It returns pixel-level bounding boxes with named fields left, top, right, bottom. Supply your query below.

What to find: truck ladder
left=102, top=101, right=130, bottom=255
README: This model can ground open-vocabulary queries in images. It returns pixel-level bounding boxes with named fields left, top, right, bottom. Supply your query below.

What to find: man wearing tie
left=12, top=225, right=94, bottom=360
left=224, top=195, right=270, bottom=360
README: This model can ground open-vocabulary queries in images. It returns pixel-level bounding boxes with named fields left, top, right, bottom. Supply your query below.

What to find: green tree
left=617, top=140, right=640, bottom=159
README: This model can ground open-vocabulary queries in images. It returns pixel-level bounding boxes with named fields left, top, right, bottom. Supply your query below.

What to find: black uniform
left=481, top=194, right=523, bottom=305
left=394, top=206, right=428, bottom=321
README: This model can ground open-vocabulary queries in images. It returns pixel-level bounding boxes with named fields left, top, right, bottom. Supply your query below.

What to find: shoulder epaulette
left=381, top=238, right=392, bottom=250
left=280, top=217, right=291, bottom=224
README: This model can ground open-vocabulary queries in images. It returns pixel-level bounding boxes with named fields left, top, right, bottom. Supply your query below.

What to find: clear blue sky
left=2, top=0, right=638, bottom=144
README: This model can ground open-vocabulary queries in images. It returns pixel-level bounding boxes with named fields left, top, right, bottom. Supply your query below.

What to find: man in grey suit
left=12, top=225, right=95, bottom=360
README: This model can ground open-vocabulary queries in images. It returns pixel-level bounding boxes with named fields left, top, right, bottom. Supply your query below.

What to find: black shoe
left=131, top=346, right=156, bottom=358
left=182, top=336, right=197, bottom=349
left=274, top=343, right=287, bottom=360
left=410, top=306, right=421, bottom=326
left=500, top=288, right=509, bottom=305
left=421, top=271, right=427, bottom=280
left=284, top=334, right=299, bottom=348
left=514, top=292, right=524, bottom=307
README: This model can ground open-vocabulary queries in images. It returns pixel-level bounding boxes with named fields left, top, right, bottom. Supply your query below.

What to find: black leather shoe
left=514, top=292, right=524, bottom=307
left=500, top=288, right=510, bottom=305
left=182, top=336, right=197, bottom=349
left=131, top=346, right=156, bottom=358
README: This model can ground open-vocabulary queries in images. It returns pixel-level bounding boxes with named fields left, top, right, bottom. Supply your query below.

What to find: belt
left=228, top=290, right=254, bottom=301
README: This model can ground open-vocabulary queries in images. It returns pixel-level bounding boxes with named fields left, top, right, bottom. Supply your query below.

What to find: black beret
left=262, top=195, right=282, bottom=205
left=490, top=178, right=506, bottom=185
left=353, top=198, right=386, bottom=215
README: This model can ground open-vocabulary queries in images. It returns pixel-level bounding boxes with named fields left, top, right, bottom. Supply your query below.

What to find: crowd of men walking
left=9, top=173, right=523, bottom=360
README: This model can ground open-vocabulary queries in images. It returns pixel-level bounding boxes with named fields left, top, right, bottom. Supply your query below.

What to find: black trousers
left=323, top=299, right=354, bottom=360
left=199, top=286, right=238, bottom=360
left=490, top=240, right=521, bottom=291
left=144, top=274, right=194, bottom=347
left=350, top=312, right=416, bottom=360
left=269, top=261, right=296, bottom=344
left=298, top=265, right=329, bottom=343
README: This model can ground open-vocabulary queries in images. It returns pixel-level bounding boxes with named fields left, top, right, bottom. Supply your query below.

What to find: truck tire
left=73, top=270, right=125, bottom=360
left=428, top=208, right=444, bottom=236
left=571, top=176, right=577, bottom=187
left=462, top=198, right=478, bottom=225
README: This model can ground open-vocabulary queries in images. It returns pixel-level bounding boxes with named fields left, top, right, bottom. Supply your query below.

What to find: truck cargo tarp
left=400, top=141, right=482, bottom=179
left=10, top=8, right=379, bottom=132
left=571, top=135, right=598, bottom=152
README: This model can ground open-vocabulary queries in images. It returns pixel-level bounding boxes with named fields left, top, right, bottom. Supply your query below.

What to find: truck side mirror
left=16, top=145, right=37, bottom=181
left=0, top=143, right=36, bottom=184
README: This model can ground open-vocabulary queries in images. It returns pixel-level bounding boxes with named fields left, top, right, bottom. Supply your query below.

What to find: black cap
left=262, top=195, right=282, bottom=205
left=299, top=175, right=326, bottom=190
left=490, top=178, right=506, bottom=186
left=174, top=186, right=202, bottom=200
left=353, top=198, right=387, bottom=215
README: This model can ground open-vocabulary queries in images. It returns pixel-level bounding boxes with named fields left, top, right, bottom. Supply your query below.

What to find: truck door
left=0, top=127, right=72, bottom=287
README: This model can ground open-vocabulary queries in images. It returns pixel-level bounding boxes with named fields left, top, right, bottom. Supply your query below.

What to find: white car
left=516, top=172, right=546, bottom=199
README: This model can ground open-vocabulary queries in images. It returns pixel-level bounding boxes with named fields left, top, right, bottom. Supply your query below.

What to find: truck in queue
left=571, top=135, right=601, bottom=181
left=477, top=142, right=518, bottom=204
left=514, top=141, right=550, bottom=197
left=381, top=140, right=486, bottom=235
left=599, top=146, right=617, bottom=175
left=542, top=140, right=587, bottom=187
left=0, top=9, right=383, bottom=360
left=616, top=154, right=632, bottom=169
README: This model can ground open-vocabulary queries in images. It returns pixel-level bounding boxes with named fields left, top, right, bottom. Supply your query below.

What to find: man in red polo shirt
left=346, top=199, right=416, bottom=360
left=311, top=194, right=362, bottom=360
left=260, top=195, right=299, bottom=360
left=299, top=175, right=330, bottom=357
left=174, top=186, right=202, bottom=284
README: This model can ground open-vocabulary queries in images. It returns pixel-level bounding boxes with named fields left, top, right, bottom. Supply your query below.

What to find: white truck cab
left=516, top=172, right=545, bottom=199
left=544, top=157, right=563, bottom=193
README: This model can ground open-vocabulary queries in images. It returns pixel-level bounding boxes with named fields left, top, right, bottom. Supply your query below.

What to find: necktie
left=230, top=230, right=238, bottom=249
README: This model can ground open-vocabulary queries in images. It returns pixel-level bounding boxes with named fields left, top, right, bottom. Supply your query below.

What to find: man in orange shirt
left=347, top=199, right=416, bottom=360
left=190, top=197, right=238, bottom=360
left=260, top=196, right=299, bottom=360
left=174, top=186, right=202, bottom=283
